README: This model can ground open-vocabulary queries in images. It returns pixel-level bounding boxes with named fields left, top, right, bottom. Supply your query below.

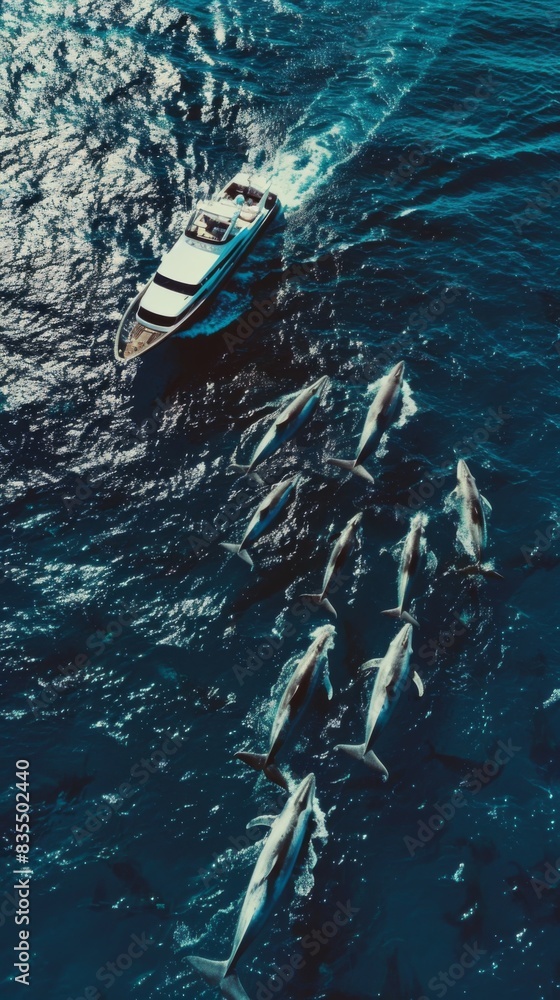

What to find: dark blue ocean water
left=2, top=0, right=560, bottom=997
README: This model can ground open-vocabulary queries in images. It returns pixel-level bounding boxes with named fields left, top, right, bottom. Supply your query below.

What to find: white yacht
left=114, top=170, right=280, bottom=361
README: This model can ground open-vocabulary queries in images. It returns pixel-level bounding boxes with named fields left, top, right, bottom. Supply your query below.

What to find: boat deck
left=115, top=184, right=280, bottom=362
left=123, top=322, right=166, bottom=359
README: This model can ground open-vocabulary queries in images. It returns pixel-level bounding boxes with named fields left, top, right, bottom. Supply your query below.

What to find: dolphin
left=220, top=475, right=299, bottom=569
left=187, top=774, right=316, bottom=1000
left=300, top=512, right=362, bottom=617
left=235, top=625, right=335, bottom=789
left=451, top=460, right=503, bottom=579
left=335, top=623, right=423, bottom=780
left=231, top=376, right=329, bottom=483
left=328, top=361, right=404, bottom=483
left=381, top=512, right=426, bottom=627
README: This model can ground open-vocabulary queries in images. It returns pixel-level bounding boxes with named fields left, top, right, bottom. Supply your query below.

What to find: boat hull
left=115, top=195, right=281, bottom=362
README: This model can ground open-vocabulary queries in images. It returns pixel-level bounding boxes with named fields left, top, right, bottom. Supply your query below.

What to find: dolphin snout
left=457, top=459, right=470, bottom=480
left=312, top=375, right=329, bottom=394
left=316, top=623, right=336, bottom=643
left=399, top=623, right=413, bottom=648
left=296, top=773, right=316, bottom=806
left=282, top=472, right=300, bottom=487
left=392, top=360, right=405, bottom=380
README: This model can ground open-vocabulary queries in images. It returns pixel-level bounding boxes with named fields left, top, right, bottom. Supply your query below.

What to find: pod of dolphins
left=189, top=362, right=503, bottom=998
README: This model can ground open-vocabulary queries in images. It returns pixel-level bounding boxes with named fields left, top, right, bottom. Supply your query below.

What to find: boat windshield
left=185, top=210, right=230, bottom=243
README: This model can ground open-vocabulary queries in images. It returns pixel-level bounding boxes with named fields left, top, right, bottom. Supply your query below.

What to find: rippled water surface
left=1, top=0, right=560, bottom=997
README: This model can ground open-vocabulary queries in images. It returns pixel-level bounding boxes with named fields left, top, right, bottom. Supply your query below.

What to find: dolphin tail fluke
left=335, top=741, right=366, bottom=761
left=220, top=973, right=252, bottom=1000
left=328, top=458, right=374, bottom=484
left=328, top=457, right=356, bottom=472
left=230, top=461, right=265, bottom=486
left=456, top=563, right=504, bottom=581
left=321, top=597, right=337, bottom=617
left=187, top=957, right=228, bottom=985
left=351, top=464, right=375, bottom=484
left=481, top=567, right=504, bottom=580
left=363, top=749, right=389, bottom=780
left=187, top=957, right=250, bottom=1000
left=335, top=743, right=388, bottom=780
left=264, top=763, right=289, bottom=791
left=381, top=607, right=420, bottom=627
left=234, top=751, right=289, bottom=791
left=300, top=594, right=337, bottom=618
left=219, top=543, right=254, bottom=569
left=456, top=564, right=480, bottom=577
left=400, top=610, right=420, bottom=627
left=230, top=462, right=251, bottom=475
left=235, top=750, right=268, bottom=773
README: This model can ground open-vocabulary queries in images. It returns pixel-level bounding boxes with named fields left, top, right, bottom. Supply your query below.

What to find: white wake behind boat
left=114, top=170, right=280, bottom=361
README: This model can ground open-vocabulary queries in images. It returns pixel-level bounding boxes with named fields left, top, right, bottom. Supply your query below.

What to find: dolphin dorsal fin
left=258, top=485, right=282, bottom=519
left=274, top=389, right=304, bottom=430
left=260, top=847, right=285, bottom=884
left=258, top=492, right=277, bottom=519
left=259, top=478, right=294, bottom=519
left=246, top=815, right=276, bottom=830
left=274, top=412, right=293, bottom=431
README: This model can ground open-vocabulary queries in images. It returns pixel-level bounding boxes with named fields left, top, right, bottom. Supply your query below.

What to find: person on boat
left=238, top=195, right=258, bottom=222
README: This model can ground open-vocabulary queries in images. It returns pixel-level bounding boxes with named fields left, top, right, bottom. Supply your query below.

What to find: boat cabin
left=185, top=200, right=239, bottom=244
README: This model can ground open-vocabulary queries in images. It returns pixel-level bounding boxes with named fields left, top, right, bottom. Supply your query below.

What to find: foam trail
left=241, top=2, right=468, bottom=213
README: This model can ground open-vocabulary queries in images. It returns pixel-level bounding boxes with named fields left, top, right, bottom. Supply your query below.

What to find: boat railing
left=115, top=278, right=153, bottom=346
left=256, top=184, right=271, bottom=212
left=114, top=185, right=276, bottom=359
